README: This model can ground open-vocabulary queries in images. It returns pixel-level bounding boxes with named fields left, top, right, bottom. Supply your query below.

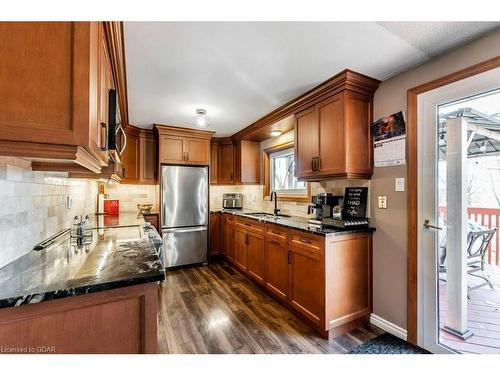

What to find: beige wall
left=371, top=28, right=500, bottom=329
left=0, top=156, right=98, bottom=268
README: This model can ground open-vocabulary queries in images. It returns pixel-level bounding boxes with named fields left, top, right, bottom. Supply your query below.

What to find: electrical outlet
left=66, top=196, right=72, bottom=209
left=378, top=195, right=387, bottom=209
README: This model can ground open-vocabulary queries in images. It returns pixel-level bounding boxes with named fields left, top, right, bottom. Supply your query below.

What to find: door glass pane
left=437, top=89, right=500, bottom=353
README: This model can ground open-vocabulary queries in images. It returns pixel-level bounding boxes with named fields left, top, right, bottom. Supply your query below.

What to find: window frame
left=262, top=141, right=310, bottom=203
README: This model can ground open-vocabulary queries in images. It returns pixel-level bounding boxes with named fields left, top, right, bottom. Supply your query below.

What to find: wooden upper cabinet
left=0, top=21, right=130, bottom=174
left=316, top=93, right=345, bottom=177
left=118, top=126, right=157, bottom=185
left=295, top=106, right=318, bottom=179
left=139, top=130, right=157, bottom=184
left=217, top=142, right=234, bottom=184
left=211, top=138, right=260, bottom=185
left=294, top=70, right=379, bottom=180
left=159, top=135, right=185, bottom=164
left=186, top=137, right=210, bottom=165
left=121, top=127, right=140, bottom=184
left=155, top=124, right=214, bottom=166
left=210, top=142, right=218, bottom=184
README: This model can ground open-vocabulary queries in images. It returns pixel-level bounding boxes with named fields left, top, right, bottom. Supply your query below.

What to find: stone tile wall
left=0, top=157, right=98, bottom=268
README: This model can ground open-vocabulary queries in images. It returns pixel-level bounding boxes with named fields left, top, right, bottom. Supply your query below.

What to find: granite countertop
left=212, top=208, right=376, bottom=237
left=0, top=213, right=165, bottom=309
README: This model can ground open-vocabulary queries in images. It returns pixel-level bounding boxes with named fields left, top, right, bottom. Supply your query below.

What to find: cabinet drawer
left=224, top=213, right=235, bottom=224
left=265, top=223, right=288, bottom=243
left=235, top=217, right=264, bottom=234
left=289, top=230, right=322, bottom=254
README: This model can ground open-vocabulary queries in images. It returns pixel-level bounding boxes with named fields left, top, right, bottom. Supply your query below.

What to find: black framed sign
left=343, top=187, right=368, bottom=218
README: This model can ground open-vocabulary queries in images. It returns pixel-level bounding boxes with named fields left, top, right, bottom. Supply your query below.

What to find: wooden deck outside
left=439, top=264, right=500, bottom=353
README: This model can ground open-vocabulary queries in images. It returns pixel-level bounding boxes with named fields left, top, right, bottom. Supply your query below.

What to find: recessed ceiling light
left=196, top=109, right=207, bottom=127
left=270, top=130, right=282, bottom=137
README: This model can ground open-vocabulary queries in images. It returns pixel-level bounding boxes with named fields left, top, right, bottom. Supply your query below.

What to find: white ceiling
left=124, top=22, right=499, bottom=136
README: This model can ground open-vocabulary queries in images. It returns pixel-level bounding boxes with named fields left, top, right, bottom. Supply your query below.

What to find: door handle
left=311, top=157, right=314, bottom=171
left=424, top=219, right=442, bottom=230
left=316, top=156, right=320, bottom=170
left=100, top=122, right=108, bottom=151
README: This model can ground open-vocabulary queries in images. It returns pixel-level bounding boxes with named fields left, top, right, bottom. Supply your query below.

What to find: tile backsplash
left=210, top=179, right=370, bottom=218
left=104, top=183, right=159, bottom=213
left=0, top=156, right=98, bottom=268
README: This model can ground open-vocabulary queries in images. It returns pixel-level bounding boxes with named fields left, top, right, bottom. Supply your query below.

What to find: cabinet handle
left=288, top=250, right=293, bottom=264
left=271, top=230, right=281, bottom=235
left=100, top=122, right=108, bottom=151
left=270, top=239, right=281, bottom=245
left=316, top=157, right=320, bottom=170
left=311, top=157, right=315, bottom=171
left=186, top=152, right=189, bottom=161
left=122, top=167, right=126, bottom=177
left=299, top=238, right=311, bottom=244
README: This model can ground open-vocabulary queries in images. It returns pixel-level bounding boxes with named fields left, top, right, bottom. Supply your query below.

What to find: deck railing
left=439, top=207, right=500, bottom=265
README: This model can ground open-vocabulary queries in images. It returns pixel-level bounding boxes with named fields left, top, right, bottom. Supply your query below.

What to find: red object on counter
left=104, top=199, right=119, bottom=215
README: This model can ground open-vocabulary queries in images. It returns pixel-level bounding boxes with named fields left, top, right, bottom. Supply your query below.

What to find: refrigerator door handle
left=162, top=226, right=207, bottom=233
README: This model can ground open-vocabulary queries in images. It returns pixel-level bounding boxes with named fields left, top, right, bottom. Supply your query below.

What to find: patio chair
left=438, top=223, right=497, bottom=291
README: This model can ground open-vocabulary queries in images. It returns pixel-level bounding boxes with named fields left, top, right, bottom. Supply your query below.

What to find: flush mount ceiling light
left=270, top=130, right=282, bottom=137
left=196, top=109, right=208, bottom=128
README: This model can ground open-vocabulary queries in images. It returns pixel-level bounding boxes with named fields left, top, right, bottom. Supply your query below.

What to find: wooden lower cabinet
left=289, top=245, right=324, bottom=326
left=234, top=228, right=248, bottom=270
left=0, top=283, right=159, bottom=353
left=246, top=231, right=265, bottom=284
left=221, top=216, right=373, bottom=339
left=223, top=214, right=235, bottom=261
left=264, top=236, right=289, bottom=301
left=209, top=213, right=222, bottom=256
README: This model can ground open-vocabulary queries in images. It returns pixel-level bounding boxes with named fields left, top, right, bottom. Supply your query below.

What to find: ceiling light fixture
left=196, top=109, right=207, bottom=128
left=270, top=130, right=282, bottom=137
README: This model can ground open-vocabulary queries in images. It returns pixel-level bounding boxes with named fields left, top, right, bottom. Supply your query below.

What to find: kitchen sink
left=244, top=212, right=291, bottom=219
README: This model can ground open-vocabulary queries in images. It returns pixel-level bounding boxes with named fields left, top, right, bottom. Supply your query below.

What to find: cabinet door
left=209, top=213, right=221, bottom=256
left=0, top=22, right=98, bottom=147
left=210, top=142, right=218, bottom=184
left=159, top=135, right=185, bottom=164
left=139, top=134, right=157, bottom=184
left=289, top=246, right=324, bottom=326
left=317, top=93, right=345, bottom=177
left=233, top=142, right=241, bottom=183
left=93, top=23, right=111, bottom=166
left=223, top=223, right=235, bottom=261
left=246, top=232, right=265, bottom=284
left=121, top=130, right=139, bottom=184
left=294, top=106, right=318, bottom=179
left=217, top=144, right=234, bottom=183
left=264, top=238, right=289, bottom=301
left=186, top=138, right=209, bottom=165
left=234, top=228, right=247, bottom=270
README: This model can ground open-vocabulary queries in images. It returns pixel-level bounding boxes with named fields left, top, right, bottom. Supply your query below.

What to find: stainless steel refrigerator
left=161, top=165, right=208, bottom=268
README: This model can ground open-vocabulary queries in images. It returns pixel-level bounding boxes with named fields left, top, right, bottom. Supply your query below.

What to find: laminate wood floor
left=158, top=259, right=384, bottom=354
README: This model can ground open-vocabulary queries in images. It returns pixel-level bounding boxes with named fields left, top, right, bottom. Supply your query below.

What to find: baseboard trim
left=370, top=313, right=408, bottom=341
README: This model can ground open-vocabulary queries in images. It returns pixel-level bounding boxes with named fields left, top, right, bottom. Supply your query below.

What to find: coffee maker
left=307, top=193, right=343, bottom=227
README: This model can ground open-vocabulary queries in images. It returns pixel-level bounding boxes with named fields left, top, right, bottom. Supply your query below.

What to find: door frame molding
left=406, top=55, right=500, bottom=344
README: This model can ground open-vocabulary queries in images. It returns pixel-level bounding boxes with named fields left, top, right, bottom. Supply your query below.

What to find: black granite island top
left=0, top=218, right=165, bottom=309
left=213, top=208, right=376, bottom=237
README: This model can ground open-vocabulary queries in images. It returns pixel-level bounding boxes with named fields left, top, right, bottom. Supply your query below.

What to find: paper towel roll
left=97, top=193, right=105, bottom=215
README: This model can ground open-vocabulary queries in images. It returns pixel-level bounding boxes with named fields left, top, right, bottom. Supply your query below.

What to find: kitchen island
left=0, top=213, right=164, bottom=354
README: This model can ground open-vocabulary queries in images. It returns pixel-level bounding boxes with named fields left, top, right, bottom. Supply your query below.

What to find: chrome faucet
left=270, top=191, right=280, bottom=216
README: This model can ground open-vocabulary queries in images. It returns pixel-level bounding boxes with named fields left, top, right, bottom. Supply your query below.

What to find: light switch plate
left=395, top=178, right=405, bottom=192
left=378, top=195, right=387, bottom=209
